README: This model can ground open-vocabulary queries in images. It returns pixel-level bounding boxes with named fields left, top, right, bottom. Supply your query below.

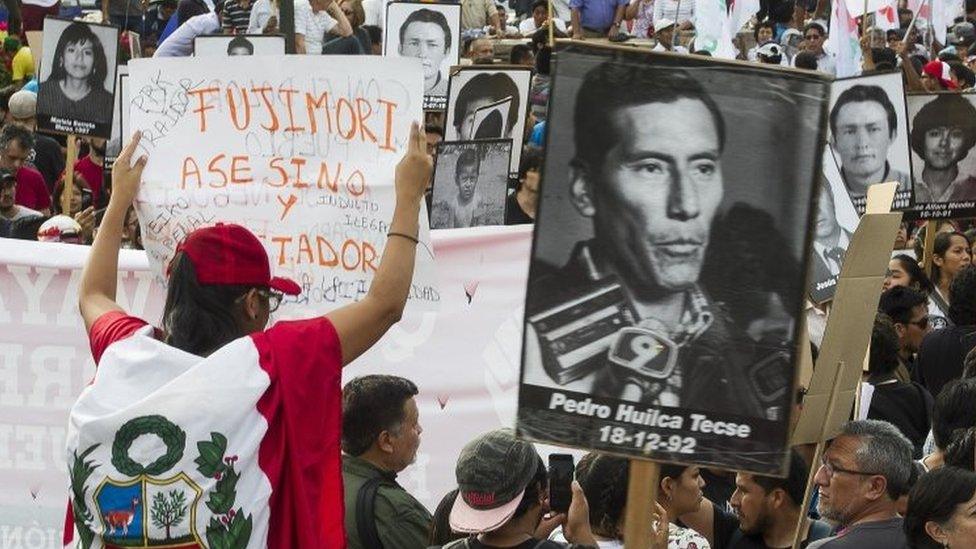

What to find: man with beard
left=829, top=85, right=911, bottom=199
left=525, top=63, right=786, bottom=418
left=679, top=451, right=832, bottom=548
left=399, top=8, right=452, bottom=96
left=911, top=94, right=976, bottom=203
left=431, top=148, right=492, bottom=228
left=808, top=420, right=912, bottom=548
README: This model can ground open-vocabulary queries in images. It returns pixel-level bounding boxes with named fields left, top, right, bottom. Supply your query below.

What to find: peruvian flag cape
left=63, top=312, right=345, bottom=548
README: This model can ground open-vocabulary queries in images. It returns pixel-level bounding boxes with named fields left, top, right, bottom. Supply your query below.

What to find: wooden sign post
left=624, top=460, right=660, bottom=549
left=791, top=363, right=844, bottom=549
left=61, top=135, right=79, bottom=215
left=922, top=219, right=938, bottom=274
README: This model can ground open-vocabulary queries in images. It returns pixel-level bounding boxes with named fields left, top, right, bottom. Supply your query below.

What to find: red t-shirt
left=15, top=166, right=51, bottom=211
left=74, top=310, right=346, bottom=548
left=73, top=155, right=103, bottom=204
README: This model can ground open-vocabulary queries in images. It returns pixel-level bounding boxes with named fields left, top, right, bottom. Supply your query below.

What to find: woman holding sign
left=37, top=21, right=114, bottom=128
left=62, top=124, right=432, bottom=547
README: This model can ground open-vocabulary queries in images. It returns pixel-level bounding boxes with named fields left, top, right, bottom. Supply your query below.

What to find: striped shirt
left=222, top=0, right=254, bottom=32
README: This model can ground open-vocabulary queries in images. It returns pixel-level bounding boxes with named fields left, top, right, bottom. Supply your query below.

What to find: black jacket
left=914, top=325, right=976, bottom=398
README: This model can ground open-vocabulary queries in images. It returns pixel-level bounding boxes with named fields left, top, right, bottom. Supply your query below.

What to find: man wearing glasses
left=799, top=21, right=836, bottom=76
left=809, top=419, right=913, bottom=548
left=879, top=286, right=932, bottom=380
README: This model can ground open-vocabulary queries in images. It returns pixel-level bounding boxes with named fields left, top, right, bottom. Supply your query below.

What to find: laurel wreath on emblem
left=111, top=415, right=187, bottom=477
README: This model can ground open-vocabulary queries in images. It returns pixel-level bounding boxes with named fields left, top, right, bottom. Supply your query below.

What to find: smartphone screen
left=548, top=454, right=574, bottom=513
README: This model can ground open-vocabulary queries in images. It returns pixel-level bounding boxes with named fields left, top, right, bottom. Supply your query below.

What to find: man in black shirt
left=680, top=451, right=831, bottom=548
left=878, top=286, right=930, bottom=381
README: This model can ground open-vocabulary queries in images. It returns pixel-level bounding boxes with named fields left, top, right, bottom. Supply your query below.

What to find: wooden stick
left=861, top=0, right=869, bottom=34
left=548, top=0, right=555, bottom=47
left=62, top=135, right=78, bottom=216
left=922, top=219, right=938, bottom=276
left=791, top=361, right=845, bottom=549
left=624, top=460, right=660, bottom=549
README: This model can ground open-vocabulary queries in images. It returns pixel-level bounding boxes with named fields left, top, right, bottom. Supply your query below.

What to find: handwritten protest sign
left=126, top=56, right=439, bottom=314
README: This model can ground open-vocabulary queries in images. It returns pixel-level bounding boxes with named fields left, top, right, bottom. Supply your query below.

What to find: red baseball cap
left=171, top=223, right=301, bottom=295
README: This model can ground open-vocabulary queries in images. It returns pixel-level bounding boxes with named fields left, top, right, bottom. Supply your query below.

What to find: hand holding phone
left=548, top=454, right=574, bottom=514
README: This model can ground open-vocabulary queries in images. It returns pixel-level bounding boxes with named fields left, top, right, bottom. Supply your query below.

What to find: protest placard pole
left=281, top=0, right=295, bottom=53
left=922, top=219, right=938, bottom=274
left=790, top=362, right=844, bottom=549
left=61, top=135, right=79, bottom=216
left=861, top=0, right=869, bottom=34
left=902, top=0, right=926, bottom=48
left=624, top=460, right=660, bottom=549
left=548, top=0, right=555, bottom=46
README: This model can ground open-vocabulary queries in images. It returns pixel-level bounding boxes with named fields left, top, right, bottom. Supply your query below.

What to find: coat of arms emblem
left=69, top=415, right=253, bottom=549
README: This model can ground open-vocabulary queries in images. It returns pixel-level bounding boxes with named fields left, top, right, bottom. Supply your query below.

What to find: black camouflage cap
left=450, top=428, right=541, bottom=533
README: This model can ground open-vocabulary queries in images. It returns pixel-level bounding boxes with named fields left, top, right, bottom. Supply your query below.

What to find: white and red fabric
left=63, top=311, right=344, bottom=548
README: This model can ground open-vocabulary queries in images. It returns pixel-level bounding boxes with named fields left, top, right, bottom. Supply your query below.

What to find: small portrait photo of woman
left=37, top=19, right=118, bottom=137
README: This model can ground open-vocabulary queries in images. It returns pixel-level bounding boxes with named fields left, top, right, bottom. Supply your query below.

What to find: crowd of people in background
left=2, top=0, right=976, bottom=546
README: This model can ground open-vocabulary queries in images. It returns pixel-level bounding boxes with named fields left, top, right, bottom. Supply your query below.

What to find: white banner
left=125, top=56, right=440, bottom=314
left=0, top=226, right=540, bottom=546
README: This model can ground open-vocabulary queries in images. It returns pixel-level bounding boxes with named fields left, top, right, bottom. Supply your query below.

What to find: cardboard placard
left=792, top=212, right=903, bottom=444
left=383, top=1, right=461, bottom=111
left=126, top=56, right=440, bottom=314
left=36, top=17, right=119, bottom=138
left=518, top=44, right=831, bottom=475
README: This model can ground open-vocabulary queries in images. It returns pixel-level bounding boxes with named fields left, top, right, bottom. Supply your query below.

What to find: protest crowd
left=4, top=0, right=976, bottom=547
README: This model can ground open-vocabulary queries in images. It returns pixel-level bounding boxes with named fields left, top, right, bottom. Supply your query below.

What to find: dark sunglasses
left=804, top=33, right=822, bottom=39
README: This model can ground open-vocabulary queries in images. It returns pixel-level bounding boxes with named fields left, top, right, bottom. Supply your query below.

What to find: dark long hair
left=49, top=22, right=109, bottom=89
left=162, top=253, right=252, bottom=356
left=891, top=254, right=934, bottom=294
left=576, top=453, right=628, bottom=539
left=905, top=466, right=976, bottom=548
left=930, top=231, right=970, bottom=286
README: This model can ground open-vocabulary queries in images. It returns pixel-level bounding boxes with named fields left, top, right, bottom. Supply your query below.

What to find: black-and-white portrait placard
left=193, top=34, right=286, bottom=56
left=383, top=1, right=461, bottom=111
left=445, top=66, right=532, bottom=175
left=105, top=65, right=128, bottom=166
left=36, top=17, right=119, bottom=138
left=518, top=45, right=830, bottom=475
left=906, top=93, right=976, bottom=219
left=824, top=71, right=913, bottom=214
left=807, top=169, right=859, bottom=303
left=430, top=140, right=510, bottom=228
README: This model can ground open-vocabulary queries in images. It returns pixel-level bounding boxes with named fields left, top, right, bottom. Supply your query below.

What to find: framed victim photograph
left=906, top=92, right=976, bottom=219
left=36, top=17, right=119, bottom=138
left=517, top=44, right=831, bottom=475
left=383, top=1, right=461, bottom=111
left=193, top=34, right=286, bottom=56
left=824, top=71, right=913, bottom=214
left=807, top=168, right=859, bottom=304
left=445, top=66, right=532, bottom=175
left=430, top=140, right=511, bottom=229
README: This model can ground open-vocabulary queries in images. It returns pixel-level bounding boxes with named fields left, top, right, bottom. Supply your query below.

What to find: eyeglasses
left=804, top=34, right=822, bottom=40
left=236, top=288, right=284, bottom=313
left=819, top=456, right=881, bottom=478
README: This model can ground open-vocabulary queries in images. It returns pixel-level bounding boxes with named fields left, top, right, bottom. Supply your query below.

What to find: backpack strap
left=356, top=476, right=386, bottom=549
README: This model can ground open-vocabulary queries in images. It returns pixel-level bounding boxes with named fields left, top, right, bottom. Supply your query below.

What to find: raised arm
left=326, top=122, right=432, bottom=366
left=78, top=133, right=147, bottom=332
left=326, top=0, right=354, bottom=37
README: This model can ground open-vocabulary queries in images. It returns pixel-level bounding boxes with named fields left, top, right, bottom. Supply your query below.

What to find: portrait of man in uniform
left=523, top=62, right=792, bottom=419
